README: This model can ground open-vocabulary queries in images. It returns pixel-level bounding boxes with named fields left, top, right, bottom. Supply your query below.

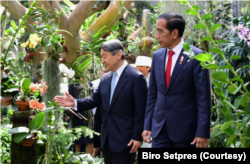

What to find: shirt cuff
left=74, top=99, right=77, bottom=111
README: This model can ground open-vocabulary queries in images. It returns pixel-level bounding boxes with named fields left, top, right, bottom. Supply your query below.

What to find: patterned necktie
left=165, top=50, right=175, bottom=88
left=110, top=72, right=117, bottom=104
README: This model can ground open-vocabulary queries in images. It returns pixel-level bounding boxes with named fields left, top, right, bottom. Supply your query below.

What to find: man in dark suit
left=54, top=39, right=148, bottom=163
left=142, top=12, right=211, bottom=148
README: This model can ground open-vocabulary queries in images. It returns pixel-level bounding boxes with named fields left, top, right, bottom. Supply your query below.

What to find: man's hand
left=191, top=137, right=209, bottom=148
left=128, top=140, right=142, bottom=153
left=54, top=92, right=75, bottom=107
left=142, top=130, right=152, bottom=143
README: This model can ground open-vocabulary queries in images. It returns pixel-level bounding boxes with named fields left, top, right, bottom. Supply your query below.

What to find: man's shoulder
left=190, top=45, right=203, bottom=55
left=153, top=48, right=166, bottom=56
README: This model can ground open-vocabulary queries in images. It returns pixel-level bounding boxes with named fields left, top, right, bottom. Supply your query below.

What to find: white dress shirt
left=73, top=61, right=128, bottom=111
left=165, top=40, right=184, bottom=76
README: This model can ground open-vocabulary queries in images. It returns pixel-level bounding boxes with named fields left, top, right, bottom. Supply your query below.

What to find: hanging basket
left=25, top=47, right=38, bottom=56
left=1, top=96, right=13, bottom=106
left=21, top=133, right=38, bottom=147
left=15, top=100, right=30, bottom=111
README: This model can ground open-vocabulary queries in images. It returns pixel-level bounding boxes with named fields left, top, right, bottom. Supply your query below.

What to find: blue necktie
left=110, top=72, right=117, bottom=104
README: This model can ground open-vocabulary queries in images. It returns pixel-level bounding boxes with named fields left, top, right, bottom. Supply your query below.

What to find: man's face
left=100, top=49, right=120, bottom=72
left=155, top=18, right=175, bottom=48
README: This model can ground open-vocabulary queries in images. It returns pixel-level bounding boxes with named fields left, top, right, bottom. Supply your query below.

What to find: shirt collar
left=168, top=39, right=184, bottom=56
left=115, top=60, right=128, bottom=77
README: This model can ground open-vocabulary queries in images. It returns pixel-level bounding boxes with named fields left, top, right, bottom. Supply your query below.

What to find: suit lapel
left=166, top=48, right=188, bottom=93
left=108, top=65, right=128, bottom=112
left=160, top=48, right=168, bottom=91
left=106, top=72, right=112, bottom=110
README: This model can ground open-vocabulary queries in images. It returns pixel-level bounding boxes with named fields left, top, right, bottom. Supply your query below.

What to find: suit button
left=165, top=94, right=168, bottom=98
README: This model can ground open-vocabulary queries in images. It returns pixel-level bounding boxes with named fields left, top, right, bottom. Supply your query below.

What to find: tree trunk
left=142, top=9, right=151, bottom=56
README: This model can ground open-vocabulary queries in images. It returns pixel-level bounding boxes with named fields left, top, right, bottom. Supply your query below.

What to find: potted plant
left=1, top=75, right=19, bottom=107
left=8, top=112, right=45, bottom=147
left=15, top=78, right=48, bottom=111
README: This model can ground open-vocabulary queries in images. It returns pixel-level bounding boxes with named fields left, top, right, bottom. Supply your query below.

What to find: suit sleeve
left=132, top=74, right=148, bottom=141
left=144, top=53, right=157, bottom=131
left=76, top=80, right=102, bottom=113
left=193, top=59, right=211, bottom=138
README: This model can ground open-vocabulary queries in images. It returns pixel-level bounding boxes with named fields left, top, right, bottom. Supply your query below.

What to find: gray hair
left=99, top=39, right=125, bottom=59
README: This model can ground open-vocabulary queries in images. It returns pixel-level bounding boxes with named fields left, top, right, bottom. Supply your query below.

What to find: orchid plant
left=58, top=63, right=75, bottom=79
left=20, top=33, right=42, bottom=52
left=232, top=24, right=250, bottom=47
left=17, top=78, right=48, bottom=103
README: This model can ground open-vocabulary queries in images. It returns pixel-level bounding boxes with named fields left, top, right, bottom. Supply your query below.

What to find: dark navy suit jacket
left=144, top=46, right=211, bottom=142
left=76, top=64, right=148, bottom=152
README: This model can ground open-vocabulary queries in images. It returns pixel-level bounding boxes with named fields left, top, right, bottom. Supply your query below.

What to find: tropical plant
left=219, top=25, right=250, bottom=80
left=0, top=126, right=12, bottom=164
left=8, top=112, right=45, bottom=144
left=177, top=0, right=250, bottom=148
left=1, top=75, right=19, bottom=98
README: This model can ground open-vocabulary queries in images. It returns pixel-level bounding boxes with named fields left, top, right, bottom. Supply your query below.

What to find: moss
left=41, top=58, right=63, bottom=129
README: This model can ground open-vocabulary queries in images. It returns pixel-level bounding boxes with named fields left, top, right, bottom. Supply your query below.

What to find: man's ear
left=172, top=29, right=179, bottom=39
left=116, top=51, right=123, bottom=60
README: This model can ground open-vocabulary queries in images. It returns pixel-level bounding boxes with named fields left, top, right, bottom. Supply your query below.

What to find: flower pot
left=24, top=53, right=33, bottom=62
left=1, top=96, right=13, bottom=106
left=15, top=100, right=30, bottom=111
left=21, top=133, right=38, bottom=147
left=25, top=47, right=38, bottom=56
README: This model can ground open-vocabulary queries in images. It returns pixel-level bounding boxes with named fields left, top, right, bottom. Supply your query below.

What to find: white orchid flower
left=68, top=68, right=75, bottom=78
left=59, top=63, right=69, bottom=76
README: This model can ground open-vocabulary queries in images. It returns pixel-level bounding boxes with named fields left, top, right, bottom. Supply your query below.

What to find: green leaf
left=201, top=37, right=212, bottom=42
left=21, top=78, right=31, bottom=96
left=195, top=53, right=209, bottom=62
left=222, top=121, right=235, bottom=131
left=8, top=127, right=29, bottom=134
left=30, top=112, right=45, bottom=131
left=118, top=0, right=124, bottom=14
left=226, top=134, right=237, bottom=146
left=234, top=95, right=244, bottom=110
left=245, top=82, right=250, bottom=87
left=236, top=65, right=250, bottom=73
left=236, top=111, right=245, bottom=119
left=223, top=100, right=236, bottom=111
left=241, top=93, right=250, bottom=107
left=14, top=133, right=29, bottom=144
left=245, top=101, right=250, bottom=114
left=242, top=113, right=250, bottom=125
left=227, top=85, right=236, bottom=94
left=209, top=24, right=222, bottom=33
left=230, top=77, right=243, bottom=83
left=219, top=65, right=233, bottom=70
left=192, top=5, right=200, bottom=10
left=201, top=13, right=213, bottom=20
left=110, top=25, right=119, bottom=31
left=11, top=20, right=17, bottom=31
left=204, top=63, right=218, bottom=69
left=186, top=9, right=198, bottom=16
left=209, top=48, right=224, bottom=55
left=224, top=128, right=234, bottom=135
left=243, top=126, right=250, bottom=137
left=206, top=53, right=213, bottom=62
left=233, top=84, right=242, bottom=95
left=177, top=0, right=188, bottom=5
left=212, top=71, right=229, bottom=83
left=229, top=55, right=241, bottom=60
left=193, top=24, right=206, bottom=29
left=183, top=43, right=190, bottom=51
